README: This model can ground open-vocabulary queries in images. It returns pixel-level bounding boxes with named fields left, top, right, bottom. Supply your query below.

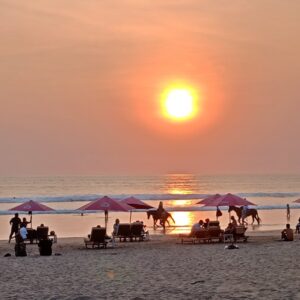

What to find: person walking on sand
left=9, top=213, right=21, bottom=243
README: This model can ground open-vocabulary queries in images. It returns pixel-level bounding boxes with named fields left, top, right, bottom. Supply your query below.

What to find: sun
left=162, top=86, right=198, bottom=121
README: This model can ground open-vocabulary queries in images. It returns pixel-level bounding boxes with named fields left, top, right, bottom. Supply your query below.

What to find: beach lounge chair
left=37, top=226, right=49, bottom=241
left=234, top=225, right=248, bottom=242
left=115, top=223, right=131, bottom=242
left=84, top=227, right=108, bottom=249
left=205, top=221, right=223, bottom=243
left=25, top=228, right=37, bottom=244
left=130, top=223, right=147, bottom=241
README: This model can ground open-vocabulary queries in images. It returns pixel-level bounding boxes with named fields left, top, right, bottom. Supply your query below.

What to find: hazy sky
left=1, top=0, right=300, bottom=176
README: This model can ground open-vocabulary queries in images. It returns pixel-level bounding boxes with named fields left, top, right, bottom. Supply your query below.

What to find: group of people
left=8, top=213, right=31, bottom=243
left=190, top=218, right=212, bottom=235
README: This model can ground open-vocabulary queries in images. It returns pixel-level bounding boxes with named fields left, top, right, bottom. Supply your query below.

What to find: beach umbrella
left=201, top=193, right=256, bottom=222
left=9, top=200, right=55, bottom=228
left=77, top=196, right=131, bottom=229
left=196, top=194, right=222, bottom=205
left=202, top=193, right=256, bottom=207
left=121, top=196, right=153, bottom=223
left=293, top=199, right=300, bottom=203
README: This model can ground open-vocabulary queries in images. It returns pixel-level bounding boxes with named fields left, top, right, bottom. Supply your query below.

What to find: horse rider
left=157, top=201, right=168, bottom=226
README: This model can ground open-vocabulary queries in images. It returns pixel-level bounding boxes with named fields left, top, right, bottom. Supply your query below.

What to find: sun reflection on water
left=171, top=211, right=193, bottom=227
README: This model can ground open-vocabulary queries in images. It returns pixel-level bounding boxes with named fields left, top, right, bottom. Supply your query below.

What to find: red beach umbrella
left=121, top=196, right=153, bottom=223
left=10, top=200, right=55, bottom=228
left=77, top=196, right=131, bottom=229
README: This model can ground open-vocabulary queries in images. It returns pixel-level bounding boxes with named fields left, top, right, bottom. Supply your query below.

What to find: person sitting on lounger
left=203, top=218, right=210, bottom=229
left=190, top=220, right=204, bottom=236
left=113, top=219, right=120, bottom=236
left=230, top=216, right=238, bottom=227
left=295, top=218, right=300, bottom=234
left=225, top=223, right=235, bottom=235
left=19, top=223, right=28, bottom=241
left=281, top=224, right=294, bottom=241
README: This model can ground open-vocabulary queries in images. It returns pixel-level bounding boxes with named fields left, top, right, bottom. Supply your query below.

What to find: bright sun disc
left=162, top=87, right=198, bottom=121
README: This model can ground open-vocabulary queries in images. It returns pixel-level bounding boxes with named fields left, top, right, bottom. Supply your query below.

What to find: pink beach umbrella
left=121, top=196, right=153, bottom=223
left=197, top=194, right=222, bottom=205
left=9, top=200, right=55, bottom=228
left=199, top=193, right=256, bottom=221
left=77, top=196, right=131, bottom=229
left=202, top=193, right=256, bottom=207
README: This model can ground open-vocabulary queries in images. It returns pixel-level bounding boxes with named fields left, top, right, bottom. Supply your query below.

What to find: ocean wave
left=0, top=204, right=299, bottom=215
left=0, top=192, right=299, bottom=204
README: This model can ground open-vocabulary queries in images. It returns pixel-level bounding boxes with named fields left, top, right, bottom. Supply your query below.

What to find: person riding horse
left=146, top=201, right=175, bottom=229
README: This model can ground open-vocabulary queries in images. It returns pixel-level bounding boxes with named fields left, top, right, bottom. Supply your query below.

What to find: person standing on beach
left=286, top=204, right=290, bottom=220
left=9, top=213, right=21, bottom=243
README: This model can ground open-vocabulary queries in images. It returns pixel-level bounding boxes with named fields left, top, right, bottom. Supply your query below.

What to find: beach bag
left=15, top=243, right=27, bottom=257
left=38, top=239, right=52, bottom=256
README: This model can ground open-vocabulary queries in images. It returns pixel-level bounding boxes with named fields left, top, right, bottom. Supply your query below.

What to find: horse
left=147, top=210, right=175, bottom=229
left=228, top=206, right=261, bottom=225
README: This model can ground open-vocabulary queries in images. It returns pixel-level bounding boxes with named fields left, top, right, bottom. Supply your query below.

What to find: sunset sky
left=1, top=1, right=300, bottom=176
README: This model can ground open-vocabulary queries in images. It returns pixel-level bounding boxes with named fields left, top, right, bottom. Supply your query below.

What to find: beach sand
left=0, top=232, right=299, bottom=300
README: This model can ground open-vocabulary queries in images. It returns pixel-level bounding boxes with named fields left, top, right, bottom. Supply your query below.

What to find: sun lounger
left=26, top=228, right=37, bottom=244
left=115, top=223, right=131, bottom=242
left=130, top=223, right=148, bottom=241
left=179, top=221, right=223, bottom=244
left=113, top=223, right=149, bottom=242
left=234, top=225, right=248, bottom=242
left=84, top=227, right=108, bottom=249
left=37, top=226, right=49, bottom=240
left=24, top=226, right=57, bottom=244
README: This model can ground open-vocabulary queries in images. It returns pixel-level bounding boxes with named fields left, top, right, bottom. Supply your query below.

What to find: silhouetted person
left=9, top=213, right=21, bottom=243
left=286, top=204, right=291, bottom=220
left=281, top=224, right=293, bottom=241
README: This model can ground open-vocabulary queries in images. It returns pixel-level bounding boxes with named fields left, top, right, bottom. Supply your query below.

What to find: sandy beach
left=0, top=232, right=299, bottom=300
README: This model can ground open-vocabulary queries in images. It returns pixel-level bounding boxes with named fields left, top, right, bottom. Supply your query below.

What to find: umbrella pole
left=129, top=211, right=132, bottom=224
left=104, top=210, right=108, bottom=230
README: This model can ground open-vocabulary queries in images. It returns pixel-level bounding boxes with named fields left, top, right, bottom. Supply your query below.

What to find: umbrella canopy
left=121, top=197, right=153, bottom=210
left=77, top=196, right=131, bottom=212
left=77, top=196, right=131, bottom=229
left=9, top=200, right=54, bottom=228
left=197, top=194, right=221, bottom=205
left=10, top=200, right=54, bottom=212
left=202, top=193, right=256, bottom=207
left=293, top=199, right=300, bottom=203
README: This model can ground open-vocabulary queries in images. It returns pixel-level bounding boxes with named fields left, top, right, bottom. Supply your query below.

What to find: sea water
left=0, top=174, right=299, bottom=239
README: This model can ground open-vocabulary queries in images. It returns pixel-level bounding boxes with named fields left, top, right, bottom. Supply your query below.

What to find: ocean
left=1, top=174, right=300, bottom=239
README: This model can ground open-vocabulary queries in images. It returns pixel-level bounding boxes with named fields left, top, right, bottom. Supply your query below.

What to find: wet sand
left=0, top=231, right=299, bottom=300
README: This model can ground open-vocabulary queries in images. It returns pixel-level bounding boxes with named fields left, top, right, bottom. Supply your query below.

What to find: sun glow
left=162, top=86, right=198, bottom=121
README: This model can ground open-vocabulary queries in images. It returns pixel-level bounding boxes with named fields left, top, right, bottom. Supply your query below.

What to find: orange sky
left=1, top=1, right=300, bottom=176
